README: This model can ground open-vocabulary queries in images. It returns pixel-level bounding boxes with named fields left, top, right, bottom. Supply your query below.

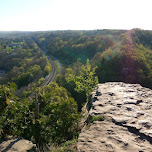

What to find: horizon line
left=0, top=28, right=149, bottom=32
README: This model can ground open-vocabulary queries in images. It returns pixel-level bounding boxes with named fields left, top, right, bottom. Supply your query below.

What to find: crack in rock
left=112, top=118, right=152, bottom=144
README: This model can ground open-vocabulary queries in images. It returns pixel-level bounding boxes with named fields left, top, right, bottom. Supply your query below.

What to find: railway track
left=39, top=56, right=57, bottom=89
left=39, top=39, right=58, bottom=88
left=33, top=38, right=57, bottom=88
left=28, top=39, right=57, bottom=100
left=28, top=56, right=57, bottom=100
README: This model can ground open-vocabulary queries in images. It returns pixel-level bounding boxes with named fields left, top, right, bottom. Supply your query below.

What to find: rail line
left=39, top=56, right=57, bottom=89
left=28, top=39, right=57, bottom=100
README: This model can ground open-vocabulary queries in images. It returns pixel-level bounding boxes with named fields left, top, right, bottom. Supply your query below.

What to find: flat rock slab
left=78, top=82, right=152, bottom=152
left=0, top=137, right=35, bottom=152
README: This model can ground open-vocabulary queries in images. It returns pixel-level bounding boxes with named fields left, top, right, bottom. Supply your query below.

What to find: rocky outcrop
left=78, top=82, right=152, bottom=152
left=0, top=137, right=35, bottom=152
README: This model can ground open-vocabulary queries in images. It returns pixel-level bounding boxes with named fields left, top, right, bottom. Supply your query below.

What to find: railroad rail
left=28, top=39, right=57, bottom=100
left=39, top=56, right=57, bottom=89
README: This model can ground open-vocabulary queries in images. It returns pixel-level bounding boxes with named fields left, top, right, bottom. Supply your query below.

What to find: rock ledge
left=78, top=82, right=152, bottom=152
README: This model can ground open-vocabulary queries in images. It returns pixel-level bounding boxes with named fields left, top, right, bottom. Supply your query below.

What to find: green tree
left=0, top=83, right=17, bottom=114
left=65, top=59, right=98, bottom=100
left=0, top=82, right=80, bottom=150
left=44, top=65, right=51, bottom=75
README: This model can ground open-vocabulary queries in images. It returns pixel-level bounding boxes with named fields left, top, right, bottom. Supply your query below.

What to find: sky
left=0, top=0, right=152, bottom=31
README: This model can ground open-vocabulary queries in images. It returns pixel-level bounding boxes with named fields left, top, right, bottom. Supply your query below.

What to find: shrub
left=0, top=82, right=80, bottom=150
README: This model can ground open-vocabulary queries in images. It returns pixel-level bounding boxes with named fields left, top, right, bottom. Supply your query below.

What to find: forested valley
left=0, top=29, right=152, bottom=151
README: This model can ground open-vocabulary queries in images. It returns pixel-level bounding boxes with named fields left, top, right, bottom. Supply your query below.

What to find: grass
left=50, top=138, right=78, bottom=152
left=86, top=115, right=105, bottom=130
left=90, top=115, right=105, bottom=123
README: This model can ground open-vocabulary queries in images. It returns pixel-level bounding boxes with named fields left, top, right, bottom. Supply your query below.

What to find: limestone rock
left=78, top=82, right=152, bottom=152
left=0, top=137, right=36, bottom=152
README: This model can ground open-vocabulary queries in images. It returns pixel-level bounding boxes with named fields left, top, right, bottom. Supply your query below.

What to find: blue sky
left=0, top=0, right=152, bottom=31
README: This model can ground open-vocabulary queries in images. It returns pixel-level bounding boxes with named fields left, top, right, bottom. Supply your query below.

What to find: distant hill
left=1, top=29, right=152, bottom=90
left=32, top=29, right=152, bottom=89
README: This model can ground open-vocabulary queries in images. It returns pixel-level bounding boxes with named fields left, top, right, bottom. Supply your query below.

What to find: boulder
left=0, top=137, right=36, bottom=152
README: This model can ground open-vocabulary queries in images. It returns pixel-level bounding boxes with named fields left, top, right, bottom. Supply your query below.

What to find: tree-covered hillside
left=92, top=29, right=152, bottom=89
left=32, top=30, right=126, bottom=65
left=0, top=29, right=152, bottom=151
left=0, top=35, right=51, bottom=97
left=32, top=28, right=152, bottom=92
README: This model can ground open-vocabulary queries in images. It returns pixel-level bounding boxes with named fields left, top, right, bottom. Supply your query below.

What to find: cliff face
left=78, top=82, right=152, bottom=152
